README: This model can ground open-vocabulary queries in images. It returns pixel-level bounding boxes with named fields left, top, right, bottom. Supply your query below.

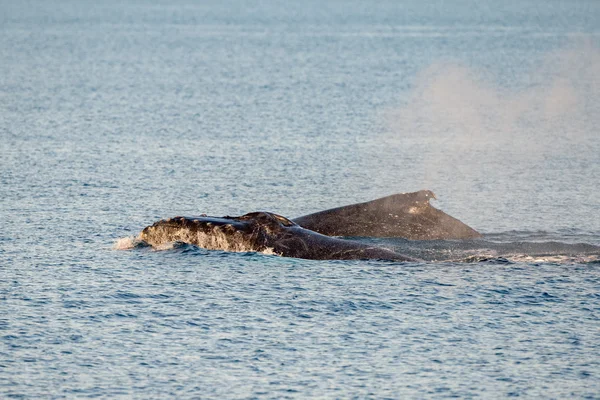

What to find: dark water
left=2, top=0, right=600, bottom=398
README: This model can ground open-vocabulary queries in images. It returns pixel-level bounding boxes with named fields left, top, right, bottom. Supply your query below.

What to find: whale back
left=138, top=215, right=268, bottom=252
left=138, top=212, right=416, bottom=261
left=293, top=190, right=481, bottom=240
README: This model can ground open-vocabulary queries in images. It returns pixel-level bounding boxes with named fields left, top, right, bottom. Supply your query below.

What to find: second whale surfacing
left=139, top=212, right=416, bottom=262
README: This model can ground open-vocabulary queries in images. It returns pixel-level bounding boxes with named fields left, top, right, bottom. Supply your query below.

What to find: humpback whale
left=293, top=190, right=481, bottom=240
left=139, top=212, right=416, bottom=261
left=136, top=190, right=479, bottom=261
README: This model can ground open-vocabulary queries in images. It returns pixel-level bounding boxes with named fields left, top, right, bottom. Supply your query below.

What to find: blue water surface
left=1, top=0, right=600, bottom=398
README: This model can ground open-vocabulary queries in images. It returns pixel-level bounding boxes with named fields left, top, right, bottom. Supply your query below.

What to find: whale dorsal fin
left=293, top=190, right=480, bottom=240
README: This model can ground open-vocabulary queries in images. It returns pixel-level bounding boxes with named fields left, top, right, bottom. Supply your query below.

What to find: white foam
left=113, top=236, right=144, bottom=250
left=153, top=241, right=181, bottom=251
left=507, top=254, right=599, bottom=264
left=261, top=247, right=280, bottom=256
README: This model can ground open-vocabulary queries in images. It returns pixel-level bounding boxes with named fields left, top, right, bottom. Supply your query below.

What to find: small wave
left=483, top=230, right=600, bottom=245
left=460, top=254, right=600, bottom=264
left=505, top=254, right=600, bottom=264
left=153, top=241, right=189, bottom=251
left=368, top=232, right=600, bottom=264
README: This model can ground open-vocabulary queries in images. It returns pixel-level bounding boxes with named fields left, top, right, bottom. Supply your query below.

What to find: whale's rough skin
left=293, top=190, right=481, bottom=240
left=139, top=212, right=416, bottom=262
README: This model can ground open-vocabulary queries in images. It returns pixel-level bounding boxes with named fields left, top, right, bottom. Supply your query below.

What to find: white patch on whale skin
left=137, top=225, right=283, bottom=257
left=140, top=226, right=263, bottom=254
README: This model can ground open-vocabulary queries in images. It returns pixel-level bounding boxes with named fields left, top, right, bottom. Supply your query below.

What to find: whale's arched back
left=293, top=190, right=481, bottom=240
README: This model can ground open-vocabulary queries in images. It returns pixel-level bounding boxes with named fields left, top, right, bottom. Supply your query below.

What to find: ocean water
left=1, top=0, right=600, bottom=398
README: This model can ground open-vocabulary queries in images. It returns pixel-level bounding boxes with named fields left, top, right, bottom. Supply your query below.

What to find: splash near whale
left=138, top=211, right=416, bottom=262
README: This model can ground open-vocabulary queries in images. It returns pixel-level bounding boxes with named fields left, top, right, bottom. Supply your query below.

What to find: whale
left=293, top=190, right=481, bottom=240
left=136, top=190, right=478, bottom=261
left=138, top=211, right=416, bottom=262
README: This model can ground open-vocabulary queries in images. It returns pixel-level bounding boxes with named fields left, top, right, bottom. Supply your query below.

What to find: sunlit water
left=2, top=0, right=600, bottom=398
